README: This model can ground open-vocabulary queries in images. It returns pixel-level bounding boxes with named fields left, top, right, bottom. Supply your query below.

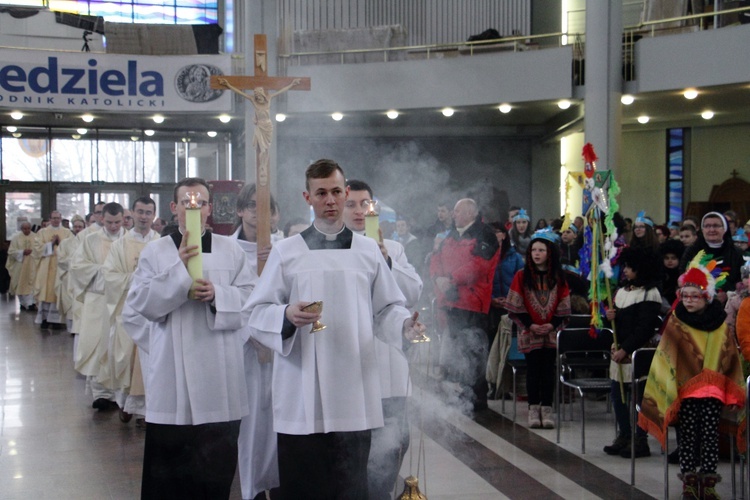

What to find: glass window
left=46, top=1, right=219, bottom=25
left=2, top=137, right=48, bottom=182
left=667, top=128, right=685, bottom=224
left=51, top=139, right=94, bottom=182
left=5, top=192, right=42, bottom=240
left=56, top=192, right=91, bottom=221
left=97, top=192, right=131, bottom=209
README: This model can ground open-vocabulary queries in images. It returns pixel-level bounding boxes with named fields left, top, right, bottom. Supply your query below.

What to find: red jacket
left=430, top=221, right=500, bottom=314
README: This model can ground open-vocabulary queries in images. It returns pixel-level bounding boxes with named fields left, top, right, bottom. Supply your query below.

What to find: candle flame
left=365, top=200, right=378, bottom=216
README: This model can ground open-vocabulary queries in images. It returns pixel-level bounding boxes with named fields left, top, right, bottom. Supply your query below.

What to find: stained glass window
left=667, top=128, right=685, bottom=224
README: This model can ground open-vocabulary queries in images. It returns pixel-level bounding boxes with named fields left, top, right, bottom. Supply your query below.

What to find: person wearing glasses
left=680, top=212, right=744, bottom=303
left=639, top=252, right=745, bottom=499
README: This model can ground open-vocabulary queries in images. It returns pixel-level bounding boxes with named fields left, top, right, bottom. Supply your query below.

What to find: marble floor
left=0, top=292, right=744, bottom=499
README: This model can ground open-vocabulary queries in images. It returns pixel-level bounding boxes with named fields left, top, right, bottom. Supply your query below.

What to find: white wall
left=690, top=124, right=750, bottom=202
left=619, top=129, right=667, bottom=222
left=0, top=11, right=105, bottom=52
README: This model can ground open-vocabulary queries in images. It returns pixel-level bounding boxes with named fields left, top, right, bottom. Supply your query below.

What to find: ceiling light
left=12, top=132, right=21, bottom=138
left=81, top=113, right=94, bottom=123
left=130, top=136, right=140, bottom=141
left=620, top=94, right=635, bottom=105
left=77, top=128, right=88, bottom=135
left=181, top=137, right=191, bottom=143
left=637, top=115, right=650, bottom=124
left=386, top=110, right=399, bottom=120
left=152, top=114, right=165, bottom=124
left=207, top=131, right=217, bottom=138
left=701, top=110, right=714, bottom=120
left=683, top=89, right=699, bottom=100
left=72, top=134, right=81, bottom=140
left=331, top=112, right=344, bottom=121
left=10, top=111, right=23, bottom=120
left=144, top=129, right=155, bottom=136
left=498, top=103, right=512, bottom=114
left=6, top=126, right=17, bottom=133
left=275, top=113, right=286, bottom=122
left=557, top=100, right=571, bottom=110
left=218, top=114, right=231, bottom=123
left=441, top=107, right=454, bottom=117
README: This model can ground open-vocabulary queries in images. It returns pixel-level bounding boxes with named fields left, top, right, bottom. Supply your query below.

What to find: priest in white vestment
left=231, top=183, right=278, bottom=500
left=122, top=178, right=254, bottom=499
left=71, top=202, right=126, bottom=410
left=55, top=215, right=85, bottom=331
left=102, top=197, right=159, bottom=423
left=344, top=180, right=423, bottom=499
left=245, top=160, right=426, bottom=499
left=33, top=210, right=73, bottom=328
left=6, top=221, right=37, bottom=310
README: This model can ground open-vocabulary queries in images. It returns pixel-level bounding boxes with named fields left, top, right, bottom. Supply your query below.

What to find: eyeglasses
left=703, top=224, right=723, bottom=230
left=681, top=293, right=705, bottom=302
left=93, top=210, right=103, bottom=215
left=344, top=200, right=373, bottom=210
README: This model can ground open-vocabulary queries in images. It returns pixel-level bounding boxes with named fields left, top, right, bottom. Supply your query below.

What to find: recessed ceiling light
left=557, top=100, right=572, bottom=110
left=130, top=136, right=140, bottom=141
left=331, top=112, right=344, bottom=121
left=81, top=113, right=94, bottom=123
left=620, top=94, right=635, bottom=105
left=10, top=111, right=23, bottom=120
left=218, top=114, right=231, bottom=123
left=637, top=115, right=650, bottom=124
left=77, top=128, right=88, bottom=135
left=72, top=134, right=81, bottom=140
left=152, top=115, right=165, bottom=124
left=6, top=126, right=17, bottom=133
left=701, top=110, right=714, bottom=120
left=386, top=110, right=399, bottom=119
left=12, top=132, right=21, bottom=138
left=498, top=103, right=512, bottom=114
left=441, top=107, right=454, bottom=117
left=683, top=89, right=698, bottom=100
left=275, top=113, right=287, bottom=122
left=207, top=131, right=217, bottom=138
left=144, top=129, right=155, bottom=136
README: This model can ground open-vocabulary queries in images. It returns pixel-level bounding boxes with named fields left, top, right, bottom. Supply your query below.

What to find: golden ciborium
left=302, top=301, right=326, bottom=333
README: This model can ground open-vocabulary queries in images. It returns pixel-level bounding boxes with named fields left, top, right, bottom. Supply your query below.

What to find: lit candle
left=184, top=191, right=203, bottom=299
left=364, top=200, right=380, bottom=241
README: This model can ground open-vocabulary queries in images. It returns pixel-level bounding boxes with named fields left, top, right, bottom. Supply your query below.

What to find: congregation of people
left=3, top=162, right=750, bottom=499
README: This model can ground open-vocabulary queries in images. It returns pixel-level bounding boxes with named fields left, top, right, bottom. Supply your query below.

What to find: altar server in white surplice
left=71, top=202, right=126, bottom=411
left=231, top=182, right=278, bottom=500
left=343, top=179, right=423, bottom=500
left=6, top=221, right=37, bottom=310
left=245, top=159, right=427, bottom=500
left=122, top=177, right=254, bottom=499
left=102, top=197, right=159, bottom=424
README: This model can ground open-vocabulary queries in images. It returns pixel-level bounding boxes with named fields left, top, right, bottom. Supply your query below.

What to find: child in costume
left=639, top=251, right=746, bottom=500
left=506, top=229, right=571, bottom=429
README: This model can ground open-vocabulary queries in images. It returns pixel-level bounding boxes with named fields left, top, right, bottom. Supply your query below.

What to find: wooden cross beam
left=211, top=34, right=310, bottom=273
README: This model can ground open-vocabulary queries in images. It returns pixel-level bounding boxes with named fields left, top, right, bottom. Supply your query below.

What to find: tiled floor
left=0, top=292, right=743, bottom=499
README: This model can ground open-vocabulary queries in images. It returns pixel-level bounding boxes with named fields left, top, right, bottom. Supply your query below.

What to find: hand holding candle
left=364, top=200, right=380, bottom=241
left=184, top=191, right=204, bottom=299
left=403, top=311, right=430, bottom=343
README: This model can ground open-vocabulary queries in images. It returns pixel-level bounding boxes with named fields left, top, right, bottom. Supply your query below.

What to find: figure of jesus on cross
left=211, top=34, right=310, bottom=273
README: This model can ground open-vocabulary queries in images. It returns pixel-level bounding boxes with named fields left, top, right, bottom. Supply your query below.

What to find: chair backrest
left=567, top=314, right=592, bottom=329
left=557, top=327, right=614, bottom=357
left=631, top=348, right=656, bottom=383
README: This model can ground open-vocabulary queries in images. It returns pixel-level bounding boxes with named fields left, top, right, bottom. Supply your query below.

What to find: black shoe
left=92, top=398, right=114, bottom=411
left=620, top=438, right=650, bottom=458
left=40, top=320, right=49, bottom=329
left=27, top=304, right=37, bottom=311
left=473, top=399, right=489, bottom=412
left=49, top=323, right=63, bottom=330
left=603, top=435, right=629, bottom=455
left=667, top=447, right=680, bottom=464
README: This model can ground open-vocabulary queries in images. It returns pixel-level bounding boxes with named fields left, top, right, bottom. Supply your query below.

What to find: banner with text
left=0, top=49, right=232, bottom=112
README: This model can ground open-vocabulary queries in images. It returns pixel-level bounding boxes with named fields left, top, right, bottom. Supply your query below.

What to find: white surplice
left=231, top=227, right=279, bottom=500
left=246, top=226, right=411, bottom=435
left=122, top=233, right=254, bottom=425
left=6, top=231, right=36, bottom=298
left=54, top=235, right=81, bottom=327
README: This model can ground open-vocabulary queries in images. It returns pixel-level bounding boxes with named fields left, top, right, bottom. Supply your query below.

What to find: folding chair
left=629, top=347, right=656, bottom=485
left=556, top=327, right=614, bottom=453
left=500, top=335, right=526, bottom=422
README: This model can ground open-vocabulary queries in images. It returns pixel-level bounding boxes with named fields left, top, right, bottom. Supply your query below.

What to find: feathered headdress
left=530, top=227, right=560, bottom=244
left=677, top=250, right=728, bottom=300
left=635, top=210, right=654, bottom=227
left=512, top=208, right=530, bottom=222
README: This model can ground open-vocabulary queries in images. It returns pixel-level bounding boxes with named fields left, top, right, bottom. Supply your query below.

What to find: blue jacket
left=492, top=247, right=524, bottom=298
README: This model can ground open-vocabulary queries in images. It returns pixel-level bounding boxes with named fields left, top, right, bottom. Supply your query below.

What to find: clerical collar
left=301, top=224, right=352, bottom=250
left=170, top=230, right=212, bottom=253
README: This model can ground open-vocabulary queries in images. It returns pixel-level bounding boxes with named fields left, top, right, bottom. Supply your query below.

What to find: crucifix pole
left=211, top=34, right=311, bottom=274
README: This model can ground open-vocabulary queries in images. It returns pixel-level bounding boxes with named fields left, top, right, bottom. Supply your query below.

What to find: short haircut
left=102, top=202, right=124, bottom=217
left=305, top=159, right=345, bottom=191
left=680, top=224, right=697, bottom=234
left=346, top=179, right=373, bottom=198
left=94, top=201, right=106, bottom=208
left=173, top=177, right=211, bottom=203
left=132, top=196, right=156, bottom=211
left=85, top=213, right=94, bottom=223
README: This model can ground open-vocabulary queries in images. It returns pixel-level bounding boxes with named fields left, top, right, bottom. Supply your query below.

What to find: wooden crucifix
left=211, top=34, right=310, bottom=273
